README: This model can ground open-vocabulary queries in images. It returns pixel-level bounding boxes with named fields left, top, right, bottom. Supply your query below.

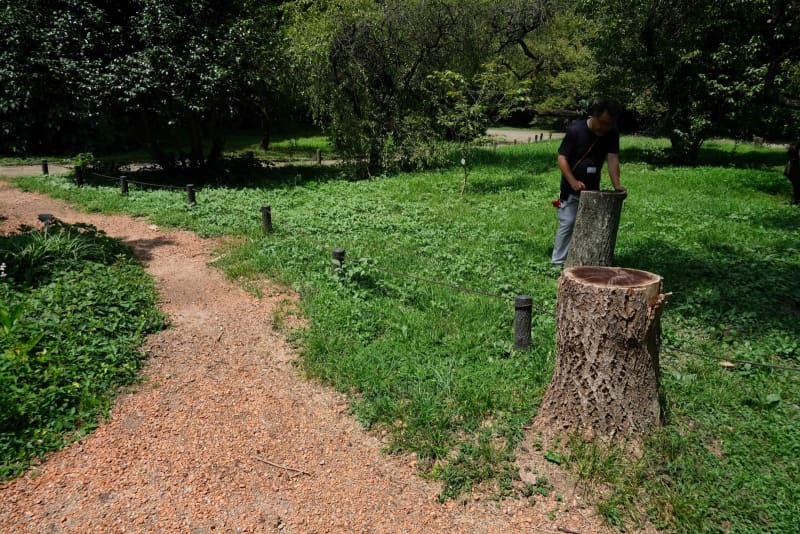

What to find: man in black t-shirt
left=551, top=100, right=627, bottom=266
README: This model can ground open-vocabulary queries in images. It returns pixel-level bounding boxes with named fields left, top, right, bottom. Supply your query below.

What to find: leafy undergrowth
left=9, top=136, right=800, bottom=531
left=0, top=221, right=165, bottom=479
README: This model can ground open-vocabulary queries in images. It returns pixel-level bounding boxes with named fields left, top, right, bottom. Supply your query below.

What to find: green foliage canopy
left=285, top=0, right=554, bottom=173
left=0, top=0, right=287, bottom=169
left=585, top=0, right=800, bottom=163
left=0, top=0, right=122, bottom=153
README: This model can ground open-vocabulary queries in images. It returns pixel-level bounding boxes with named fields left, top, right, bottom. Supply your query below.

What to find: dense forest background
left=2, top=0, right=798, bottom=170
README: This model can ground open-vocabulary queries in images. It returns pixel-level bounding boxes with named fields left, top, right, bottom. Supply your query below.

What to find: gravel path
left=485, top=128, right=564, bottom=144
left=0, top=178, right=609, bottom=533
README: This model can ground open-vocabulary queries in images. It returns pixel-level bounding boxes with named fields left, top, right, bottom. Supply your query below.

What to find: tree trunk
left=188, top=117, right=204, bottom=170
left=565, top=190, right=626, bottom=268
left=149, top=142, right=176, bottom=172
left=206, top=113, right=226, bottom=168
left=537, top=266, right=669, bottom=441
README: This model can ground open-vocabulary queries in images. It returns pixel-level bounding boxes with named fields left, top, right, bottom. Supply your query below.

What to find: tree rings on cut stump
left=536, top=266, right=669, bottom=442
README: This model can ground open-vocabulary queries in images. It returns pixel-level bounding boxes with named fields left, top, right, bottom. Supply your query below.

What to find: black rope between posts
left=86, top=171, right=188, bottom=191
left=126, top=178, right=186, bottom=191
left=86, top=171, right=118, bottom=182
left=368, top=264, right=513, bottom=302
left=47, top=180, right=797, bottom=367
left=276, top=223, right=557, bottom=316
left=288, top=222, right=796, bottom=368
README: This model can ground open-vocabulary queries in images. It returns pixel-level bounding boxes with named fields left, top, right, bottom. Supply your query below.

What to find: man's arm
left=558, top=154, right=585, bottom=191
left=607, top=153, right=626, bottom=193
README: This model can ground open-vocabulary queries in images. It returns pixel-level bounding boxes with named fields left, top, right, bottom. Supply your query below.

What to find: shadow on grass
left=120, top=235, right=179, bottom=262
left=758, top=210, right=800, bottom=232
left=752, top=176, right=798, bottom=199
left=617, top=239, right=800, bottom=341
left=81, top=138, right=790, bottom=196
left=619, top=144, right=787, bottom=169
left=89, top=160, right=349, bottom=191
left=464, top=173, right=541, bottom=194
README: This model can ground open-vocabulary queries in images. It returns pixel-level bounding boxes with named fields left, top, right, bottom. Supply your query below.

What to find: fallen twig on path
left=254, top=456, right=312, bottom=476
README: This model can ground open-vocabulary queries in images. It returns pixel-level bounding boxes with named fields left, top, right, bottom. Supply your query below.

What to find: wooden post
left=261, top=205, right=272, bottom=233
left=332, top=248, right=345, bottom=271
left=537, top=266, right=669, bottom=441
left=38, top=213, right=55, bottom=230
left=514, top=295, right=533, bottom=351
left=120, top=175, right=129, bottom=195
left=41, top=160, right=49, bottom=175
left=186, top=184, right=196, bottom=206
left=75, top=166, right=84, bottom=187
left=316, top=149, right=322, bottom=165
left=566, top=190, right=626, bottom=268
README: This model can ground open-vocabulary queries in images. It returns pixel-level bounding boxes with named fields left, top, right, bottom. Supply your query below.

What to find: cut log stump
left=565, top=190, right=626, bottom=268
left=537, top=266, right=669, bottom=441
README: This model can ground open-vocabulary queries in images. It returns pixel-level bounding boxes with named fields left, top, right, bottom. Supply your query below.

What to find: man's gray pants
left=551, top=194, right=579, bottom=265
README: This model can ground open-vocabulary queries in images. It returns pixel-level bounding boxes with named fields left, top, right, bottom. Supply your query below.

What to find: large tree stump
left=565, top=190, right=626, bottom=267
left=537, top=266, right=669, bottom=441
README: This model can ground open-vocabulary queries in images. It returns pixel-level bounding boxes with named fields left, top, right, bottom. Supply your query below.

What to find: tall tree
left=1, top=0, right=287, bottom=170
left=496, top=7, right=598, bottom=122
left=231, top=2, right=294, bottom=150
left=0, top=1, right=124, bottom=154
left=285, top=0, right=554, bottom=173
left=108, top=0, right=255, bottom=170
left=586, top=0, right=800, bottom=164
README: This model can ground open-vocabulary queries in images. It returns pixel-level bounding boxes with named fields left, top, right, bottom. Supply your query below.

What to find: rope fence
left=266, top=221, right=799, bottom=372
left=78, top=169, right=198, bottom=205
left=44, top=165, right=800, bottom=373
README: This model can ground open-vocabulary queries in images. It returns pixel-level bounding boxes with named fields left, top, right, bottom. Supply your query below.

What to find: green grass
left=0, top=221, right=165, bottom=479
left=6, top=136, right=799, bottom=531
left=0, top=156, right=72, bottom=166
left=225, top=127, right=335, bottom=162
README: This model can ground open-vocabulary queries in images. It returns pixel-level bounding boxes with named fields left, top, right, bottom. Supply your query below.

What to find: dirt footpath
left=0, top=164, right=70, bottom=177
left=0, top=179, right=607, bottom=533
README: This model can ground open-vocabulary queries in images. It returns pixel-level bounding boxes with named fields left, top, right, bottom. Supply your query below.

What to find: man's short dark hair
left=588, top=99, right=621, bottom=118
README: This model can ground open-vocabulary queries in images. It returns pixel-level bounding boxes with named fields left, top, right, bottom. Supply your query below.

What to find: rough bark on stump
left=565, top=190, right=626, bottom=267
left=537, top=266, right=669, bottom=441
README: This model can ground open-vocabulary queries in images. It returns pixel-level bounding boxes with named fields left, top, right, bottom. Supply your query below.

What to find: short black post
left=75, top=166, right=84, bottom=187
left=41, top=160, right=49, bottom=175
left=316, top=149, right=322, bottom=165
left=549, top=133, right=552, bottom=140
left=38, top=213, right=55, bottom=232
left=120, top=175, right=129, bottom=195
left=514, top=295, right=533, bottom=351
left=261, top=205, right=272, bottom=233
left=186, top=184, right=196, bottom=206
left=332, top=248, right=345, bottom=271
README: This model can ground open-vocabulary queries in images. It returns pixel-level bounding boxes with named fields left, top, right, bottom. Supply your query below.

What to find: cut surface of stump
left=537, top=266, right=669, bottom=442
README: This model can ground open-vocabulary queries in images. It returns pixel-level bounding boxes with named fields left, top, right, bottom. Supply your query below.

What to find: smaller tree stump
left=566, top=190, right=626, bottom=267
left=537, top=266, right=669, bottom=441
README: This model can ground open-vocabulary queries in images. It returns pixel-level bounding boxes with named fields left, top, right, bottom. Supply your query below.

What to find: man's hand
left=614, top=185, right=627, bottom=194
left=569, top=178, right=586, bottom=191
